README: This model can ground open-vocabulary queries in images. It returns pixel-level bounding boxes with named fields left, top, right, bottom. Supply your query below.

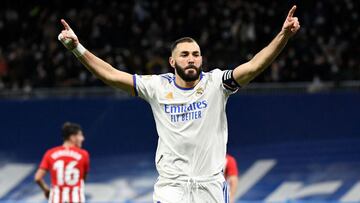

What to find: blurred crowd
left=0, top=0, right=359, bottom=91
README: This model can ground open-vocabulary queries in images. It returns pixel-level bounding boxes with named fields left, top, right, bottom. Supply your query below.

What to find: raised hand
left=58, top=19, right=79, bottom=50
left=282, top=5, right=301, bottom=37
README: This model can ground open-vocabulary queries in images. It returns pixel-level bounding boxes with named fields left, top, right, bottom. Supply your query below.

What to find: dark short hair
left=62, top=122, right=82, bottom=141
left=170, top=37, right=197, bottom=53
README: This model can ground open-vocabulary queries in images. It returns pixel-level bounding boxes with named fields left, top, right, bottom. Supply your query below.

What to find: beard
left=175, top=63, right=202, bottom=82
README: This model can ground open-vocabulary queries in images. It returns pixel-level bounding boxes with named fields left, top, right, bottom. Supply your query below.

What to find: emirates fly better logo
left=164, top=100, right=208, bottom=123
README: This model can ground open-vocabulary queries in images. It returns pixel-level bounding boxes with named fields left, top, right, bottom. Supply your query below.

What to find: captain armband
left=222, top=70, right=241, bottom=91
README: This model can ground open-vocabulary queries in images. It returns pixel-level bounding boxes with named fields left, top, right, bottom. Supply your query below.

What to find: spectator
left=0, top=0, right=359, bottom=91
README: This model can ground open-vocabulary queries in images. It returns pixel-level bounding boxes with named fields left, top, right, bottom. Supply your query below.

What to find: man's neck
left=175, top=75, right=201, bottom=89
left=63, top=142, right=75, bottom=148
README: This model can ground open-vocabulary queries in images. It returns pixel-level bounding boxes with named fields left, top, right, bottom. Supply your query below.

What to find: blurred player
left=58, top=5, right=299, bottom=203
left=224, top=154, right=239, bottom=203
left=34, top=122, right=90, bottom=203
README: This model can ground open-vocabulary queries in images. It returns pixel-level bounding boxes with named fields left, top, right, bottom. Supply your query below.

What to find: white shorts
left=153, top=174, right=229, bottom=203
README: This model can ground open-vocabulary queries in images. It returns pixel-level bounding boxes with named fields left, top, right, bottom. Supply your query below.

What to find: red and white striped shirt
left=39, top=146, right=90, bottom=203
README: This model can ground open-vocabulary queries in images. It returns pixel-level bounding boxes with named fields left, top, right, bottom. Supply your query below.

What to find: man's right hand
left=56, top=18, right=134, bottom=93
left=58, top=19, right=80, bottom=50
left=281, top=5, right=300, bottom=38
left=44, top=189, right=50, bottom=199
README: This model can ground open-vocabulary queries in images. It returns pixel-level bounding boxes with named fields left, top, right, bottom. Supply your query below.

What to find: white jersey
left=134, top=69, right=237, bottom=179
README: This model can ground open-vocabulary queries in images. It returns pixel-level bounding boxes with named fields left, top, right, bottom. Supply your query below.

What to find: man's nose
left=188, top=56, right=195, bottom=64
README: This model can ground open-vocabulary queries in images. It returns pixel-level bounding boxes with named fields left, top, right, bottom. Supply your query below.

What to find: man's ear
left=70, top=135, right=75, bottom=143
left=169, top=56, right=175, bottom=68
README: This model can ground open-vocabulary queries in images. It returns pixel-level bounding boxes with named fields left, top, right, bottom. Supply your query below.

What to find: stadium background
left=0, top=0, right=359, bottom=202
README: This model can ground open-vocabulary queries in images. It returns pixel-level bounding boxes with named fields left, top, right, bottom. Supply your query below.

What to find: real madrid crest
left=195, top=87, right=204, bottom=96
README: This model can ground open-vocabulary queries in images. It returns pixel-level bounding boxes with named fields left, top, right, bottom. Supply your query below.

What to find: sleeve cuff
left=132, top=74, right=138, bottom=97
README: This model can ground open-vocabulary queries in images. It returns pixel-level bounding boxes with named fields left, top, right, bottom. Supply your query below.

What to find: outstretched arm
left=58, top=19, right=134, bottom=94
left=233, top=5, right=301, bottom=86
left=34, top=169, right=50, bottom=199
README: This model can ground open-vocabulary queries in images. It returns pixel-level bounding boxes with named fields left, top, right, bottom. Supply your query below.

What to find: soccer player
left=58, top=5, right=299, bottom=203
left=224, top=154, right=239, bottom=203
left=34, top=122, right=90, bottom=203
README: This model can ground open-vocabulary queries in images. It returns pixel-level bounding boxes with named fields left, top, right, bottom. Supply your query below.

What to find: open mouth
left=185, top=65, right=197, bottom=71
left=185, top=68, right=197, bottom=73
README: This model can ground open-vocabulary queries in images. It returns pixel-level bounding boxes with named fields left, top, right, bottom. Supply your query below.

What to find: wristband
left=72, top=44, right=86, bottom=58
